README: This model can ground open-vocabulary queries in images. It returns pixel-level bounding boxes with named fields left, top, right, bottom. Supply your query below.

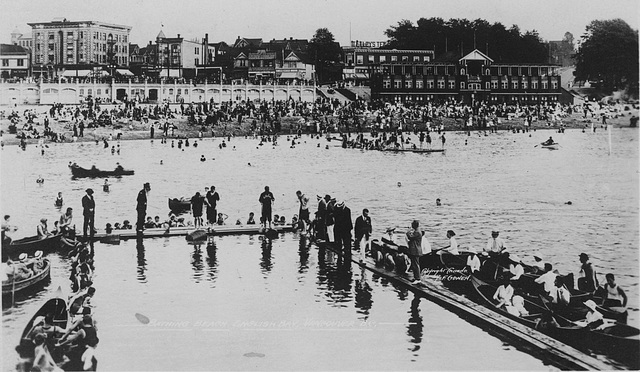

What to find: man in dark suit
left=81, top=189, right=95, bottom=238
left=354, top=208, right=372, bottom=262
left=333, top=201, right=353, bottom=256
left=136, top=183, right=151, bottom=232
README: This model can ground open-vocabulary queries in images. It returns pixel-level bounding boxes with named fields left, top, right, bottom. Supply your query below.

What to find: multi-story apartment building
left=342, top=46, right=435, bottom=85
left=371, top=49, right=561, bottom=104
left=155, top=31, right=201, bottom=78
left=28, top=18, right=131, bottom=77
left=0, top=44, right=30, bottom=79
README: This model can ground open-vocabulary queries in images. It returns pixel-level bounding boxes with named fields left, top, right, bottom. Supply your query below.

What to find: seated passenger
left=493, top=278, right=515, bottom=309
left=246, top=212, right=256, bottom=225
left=144, top=217, right=156, bottom=229
left=122, top=220, right=133, bottom=229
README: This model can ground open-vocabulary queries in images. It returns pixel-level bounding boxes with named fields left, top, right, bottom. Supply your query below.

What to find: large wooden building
left=371, top=49, right=562, bottom=105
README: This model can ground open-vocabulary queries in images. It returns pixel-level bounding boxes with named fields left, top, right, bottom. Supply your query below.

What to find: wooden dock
left=315, top=240, right=617, bottom=371
left=79, top=225, right=294, bottom=242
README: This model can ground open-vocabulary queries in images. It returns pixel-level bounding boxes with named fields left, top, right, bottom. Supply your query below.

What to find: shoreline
left=1, top=104, right=637, bottom=147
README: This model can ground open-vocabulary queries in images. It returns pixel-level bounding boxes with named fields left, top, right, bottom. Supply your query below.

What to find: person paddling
left=542, top=136, right=555, bottom=146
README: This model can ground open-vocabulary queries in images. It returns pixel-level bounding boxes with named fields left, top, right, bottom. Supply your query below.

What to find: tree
left=574, top=19, right=639, bottom=95
left=308, top=28, right=343, bottom=84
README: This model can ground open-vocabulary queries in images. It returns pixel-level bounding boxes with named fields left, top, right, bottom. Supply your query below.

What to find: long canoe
left=70, top=164, right=134, bottom=178
left=15, top=287, right=69, bottom=358
left=168, top=198, right=191, bottom=213
left=2, top=259, right=51, bottom=295
left=4, top=234, right=62, bottom=259
left=541, top=143, right=559, bottom=150
left=381, top=148, right=445, bottom=153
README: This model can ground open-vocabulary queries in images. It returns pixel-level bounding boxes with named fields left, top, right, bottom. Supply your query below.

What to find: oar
left=11, top=265, right=16, bottom=307
left=428, top=245, right=450, bottom=255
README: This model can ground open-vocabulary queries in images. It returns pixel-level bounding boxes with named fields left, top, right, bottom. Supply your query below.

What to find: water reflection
left=259, top=237, right=273, bottom=274
left=190, top=242, right=204, bottom=281
left=297, top=235, right=310, bottom=274
left=316, top=243, right=353, bottom=306
left=407, top=296, right=423, bottom=353
left=205, top=239, right=218, bottom=285
left=354, top=266, right=373, bottom=319
left=136, top=237, right=146, bottom=283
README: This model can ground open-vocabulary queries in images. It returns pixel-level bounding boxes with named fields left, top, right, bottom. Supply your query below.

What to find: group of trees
left=384, top=18, right=549, bottom=63
left=574, top=19, right=638, bottom=96
left=310, top=17, right=638, bottom=97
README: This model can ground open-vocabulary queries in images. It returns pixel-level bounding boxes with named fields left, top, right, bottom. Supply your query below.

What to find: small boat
left=470, top=275, right=545, bottom=328
left=541, top=143, right=559, bottom=150
left=2, top=259, right=51, bottom=295
left=381, top=147, right=445, bottom=153
left=4, top=234, right=62, bottom=260
left=15, top=287, right=69, bottom=358
left=168, top=197, right=191, bottom=213
left=70, top=164, right=134, bottom=178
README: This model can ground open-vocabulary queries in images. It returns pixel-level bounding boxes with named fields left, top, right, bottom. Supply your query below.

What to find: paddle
left=428, top=245, right=450, bottom=255
left=11, top=265, right=16, bottom=307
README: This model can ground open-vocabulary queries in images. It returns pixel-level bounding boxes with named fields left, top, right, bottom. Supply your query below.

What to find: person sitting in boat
left=167, top=214, right=178, bottom=227
left=599, top=273, right=628, bottom=308
left=542, top=136, right=555, bottom=146
left=216, top=213, right=228, bottom=226
left=493, top=277, right=515, bottom=310
left=176, top=217, right=186, bottom=227
left=381, top=227, right=396, bottom=245
left=37, top=218, right=52, bottom=239
left=11, top=253, right=35, bottom=280
left=506, top=295, right=529, bottom=317
left=273, top=214, right=280, bottom=226
left=32, top=333, right=63, bottom=372
left=484, top=229, right=506, bottom=255
left=247, top=212, right=256, bottom=225
left=58, top=207, right=74, bottom=235
left=439, top=230, right=459, bottom=255
left=69, top=287, right=96, bottom=316
left=279, top=216, right=286, bottom=225
left=122, top=220, right=133, bottom=229
left=154, top=216, right=162, bottom=227
left=56, top=315, right=99, bottom=371
left=103, top=179, right=110, bottom=192
left=534, top=263, right=558, bottom=296
left=113, top=222, right=122, bottom=230
left=114, top=162, right=124, bottom=173
left=466, top=247, right=481, bottom=273
left=144, top=217, right=156, bottom=229
left=55, top=192, right=64, bottom=208
left=577, top=300, right=604, bottom=329
left=550, top=276, right=571, bottom=307
left=105, top=223, right=113, bottom=234
left=508, top=254, right=525, bottom=280
left=577, top=253, right=599, bottom=293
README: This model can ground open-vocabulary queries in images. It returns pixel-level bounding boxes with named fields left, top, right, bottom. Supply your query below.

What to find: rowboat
left=2, top=259, right=51, bottom=295
left=70, top=164, right=134, bottom=178
left=3, top=234, right=62, bottom=260
left=168, top=197, right=191, bottom=213
left=541, top=143, right=559, bottom=150
left=381, top=147, right=445, bottom=153
left=15, top=287, right=69, bottom=358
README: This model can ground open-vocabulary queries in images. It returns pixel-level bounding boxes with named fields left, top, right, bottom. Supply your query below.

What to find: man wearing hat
left=136, top=183, right=151, bottom=232
left=354, top=208, right=372, bottom=262
left=316, top=195, right=331, bottom=240
left=82, top=189, right=95, bottom=238
left=484, top=229, right=506, bottom=255
left=333, top=200, right=353, bottom=256
left=577, top=253, right=599, bottom=292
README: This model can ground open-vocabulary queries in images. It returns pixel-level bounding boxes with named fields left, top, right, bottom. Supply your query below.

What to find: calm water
left=2, top=127, right=638, bottom=370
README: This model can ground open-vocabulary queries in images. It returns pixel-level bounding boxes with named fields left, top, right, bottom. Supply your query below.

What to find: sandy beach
left=1, top=103, right=637, bottom=147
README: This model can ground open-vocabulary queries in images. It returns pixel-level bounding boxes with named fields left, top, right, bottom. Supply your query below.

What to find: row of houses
left=2, top=18, right=565, bottom=105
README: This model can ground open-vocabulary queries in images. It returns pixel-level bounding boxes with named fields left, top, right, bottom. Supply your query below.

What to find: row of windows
left=36, top=31, right=127, bottom=43
left=386, top=95, right=560, bottom=102
left=1, top=60, right=26, bottom=67
left=382, top=79, right=557, bottom=90
left=352, top=54, right=432, bottom=64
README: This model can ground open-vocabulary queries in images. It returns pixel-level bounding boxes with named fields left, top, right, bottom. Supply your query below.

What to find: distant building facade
left=342, top=46, right=435, bottom=85
left=11, top=29, right=33, bottom=51
left=0, top=44, right=30, bottom=79
left=371, top=49, right=562, bottom=104
left=28, top=18, right=131, bottom=77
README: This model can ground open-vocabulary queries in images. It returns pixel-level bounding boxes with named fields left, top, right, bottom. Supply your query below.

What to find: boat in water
left=70, top=164, right=134, bottom=178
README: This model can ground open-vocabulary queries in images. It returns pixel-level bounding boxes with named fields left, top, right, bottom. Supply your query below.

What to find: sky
left=1, top=0, right=638, bottom=47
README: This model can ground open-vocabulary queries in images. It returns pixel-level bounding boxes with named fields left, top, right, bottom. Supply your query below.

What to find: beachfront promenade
left=0, top=79, right=319, bottom=106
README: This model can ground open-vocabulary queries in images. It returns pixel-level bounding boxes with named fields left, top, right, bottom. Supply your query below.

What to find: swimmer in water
left=436, top=198, right=441, bottom=206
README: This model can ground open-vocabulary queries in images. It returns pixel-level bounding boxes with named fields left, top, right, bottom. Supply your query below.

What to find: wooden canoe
left=82, top=224, right=294, bottom=241
left=4, top=234, right=62, bottom=259
left=2, top=259, right=51, bottom=295
left=70, top=164, right=134, bottom=178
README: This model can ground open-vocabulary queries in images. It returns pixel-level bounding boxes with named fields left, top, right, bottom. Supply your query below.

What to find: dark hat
left=324, top=194, right=331, bottom=201
left=85, top=188, right=94, bottom=195
left=579, top=253, right=589, bottom=259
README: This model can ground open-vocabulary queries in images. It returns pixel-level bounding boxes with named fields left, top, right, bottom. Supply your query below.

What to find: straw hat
left=19, top=253, right=28, bottom=261
left=584, top=299, right=597, bottom=311
left=34, top=251, right=43, bottom=259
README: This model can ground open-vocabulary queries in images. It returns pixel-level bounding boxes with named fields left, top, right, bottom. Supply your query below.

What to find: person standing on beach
left=258, top=186, right=275, bottom=229
left=136, top=183, right=151, bottom=232
left=205, top=186, right=220, bottom=225
left=82, top=189, right=95, bottom=238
